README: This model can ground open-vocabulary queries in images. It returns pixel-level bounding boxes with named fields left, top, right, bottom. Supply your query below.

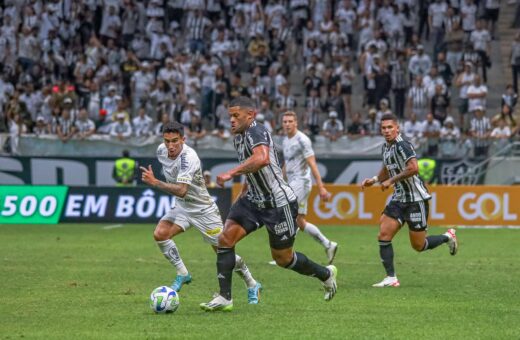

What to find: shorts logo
left=206, top=227, right=222, bottom=236
left=409, top=212, right=422, bottom=222
left=274, top=222, right=289, bottom=235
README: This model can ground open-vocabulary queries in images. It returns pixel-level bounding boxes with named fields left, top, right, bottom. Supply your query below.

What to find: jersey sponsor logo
left=180, top=154, right=188, bottom=171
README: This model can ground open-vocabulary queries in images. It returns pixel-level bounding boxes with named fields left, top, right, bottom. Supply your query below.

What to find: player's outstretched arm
left=361, top=166, right=389, bottom=190
left=380, top=158, right=418, bottom=191
left=306, top=155, right=331, bottom=201
left=140, top=165, right=188, bottom=198
left=216, top=145, right=270, bottom=187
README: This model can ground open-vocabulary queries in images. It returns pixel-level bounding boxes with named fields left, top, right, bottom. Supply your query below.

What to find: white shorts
left=160, top=206, right=223, bottom=245
left=289, top=178, right=312, bottom=215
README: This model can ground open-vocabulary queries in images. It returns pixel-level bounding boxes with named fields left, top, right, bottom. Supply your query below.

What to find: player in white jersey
left=281, top=111, right=338, bottom=263
left=140, top=122, right=261, bottom=303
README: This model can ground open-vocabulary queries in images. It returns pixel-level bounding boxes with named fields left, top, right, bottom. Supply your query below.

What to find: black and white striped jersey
left=234, top=120, right=296, bottom=208
left=382, top=134, right=431, bottom=203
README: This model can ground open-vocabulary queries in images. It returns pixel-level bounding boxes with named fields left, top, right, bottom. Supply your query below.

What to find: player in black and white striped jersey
left=201, top=96, right=337, bottom=312
left=361, top=114, right=458, bottom=288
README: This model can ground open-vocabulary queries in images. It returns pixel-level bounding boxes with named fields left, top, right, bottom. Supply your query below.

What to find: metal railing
left=449, top=142, right=520, bottom=185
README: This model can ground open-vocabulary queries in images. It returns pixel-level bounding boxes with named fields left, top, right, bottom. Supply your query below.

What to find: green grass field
left=1, top=224, right=519, bottom=339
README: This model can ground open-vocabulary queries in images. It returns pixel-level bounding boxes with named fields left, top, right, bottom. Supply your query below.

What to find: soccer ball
left=150, top=286, right=180, bottom=313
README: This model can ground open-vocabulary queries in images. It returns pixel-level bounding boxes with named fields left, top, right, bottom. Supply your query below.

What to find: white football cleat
left=444, top=228, right=458, bottom=256
left=200, top=293, right=233, bottom=312
left=268, top=260, right=277, bottom=266
left=326, top=241, right=338, bottom=264
left=372, top=276, right=400, bottom=288
left=322, top=265, right=338, bottom=301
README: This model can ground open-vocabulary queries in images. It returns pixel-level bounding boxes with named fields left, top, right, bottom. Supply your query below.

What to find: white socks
left=303, top=222, right=331, bottom=248
left=234, top=254, right=257, bottom=288
left=156, top=239, right=189, bottom=276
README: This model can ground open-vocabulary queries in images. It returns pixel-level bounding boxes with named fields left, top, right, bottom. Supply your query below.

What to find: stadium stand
left=0, top=0, right=519, bottom=161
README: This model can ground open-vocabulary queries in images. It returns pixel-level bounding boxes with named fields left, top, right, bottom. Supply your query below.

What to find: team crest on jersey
left=247, top=132, right=254, bottom=145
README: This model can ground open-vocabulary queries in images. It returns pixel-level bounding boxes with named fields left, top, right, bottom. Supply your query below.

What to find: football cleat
left=268, top=260, right=277, bottom=266
left=444, top=228, right=458, bottom=256
left=247, top=282, right=262, bottom=304
left=200, top=294, right=233, bottom=312
left=372, top=276, right=400, bottom=288
left=326, top=241, right=339, bottom=264
left=322, top=265, right=338, bottom=301
left=171, top=273, right=192, bottom=292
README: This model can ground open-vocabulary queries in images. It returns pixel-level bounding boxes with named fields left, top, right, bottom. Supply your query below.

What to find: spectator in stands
left=407, top=76, right=429, bottom=120
left=187, top=114, right=206, bottom=142
left=57, top=109, right=75, bottom=143
left=74, top=108, right=96, bottom=140
left=492, top=104, right=517, bottom=130
left=408, top=45, right=432, bottom=79
left=132, top=107, right=154, bottom=137
left=511, top=33, right=520, bottom=93
left=491, top=118, right=512, bottom=140
left=470, top=106, right=492, bottom=158
left=444, top=20, right=465, bottom=76
left=484, top=0, right=500, bottom=39
left=440, top=116, right=461, bottom=157
left=422, top=113, right=442, bottom=156
left=502, top=84, right=518, bottom=111
left=256, top=113, right=273, bottom=133
left=431, top=83, right=451, bottom=124
left=365, top=108, right=380, bottom=136
left=303, top=88, right=322, bottom=137
left=322, top=110, right=343, bottom=142
left=470, top=20, right=491, bottom=82
left=347, top=112, right=366, bottom=138
left=33, top=115, right=49, bottom=136
left=455, top=62, right=476, bottom=129
left=155, top=112, right=171, bottom=135
left=390, top=52, right=408, bottom=119
left=404, top=112, right=424, bottom=146
left=110, top=112, right=132, bottom=141
left=180, top=99, right=201, bottom=127
left=467, top=75, right=488, bottom=113
left=212, top=123, right=231, bottom=141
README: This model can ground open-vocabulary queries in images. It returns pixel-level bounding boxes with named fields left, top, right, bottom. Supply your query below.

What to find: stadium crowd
left=0, top=0, right=519, bottom=158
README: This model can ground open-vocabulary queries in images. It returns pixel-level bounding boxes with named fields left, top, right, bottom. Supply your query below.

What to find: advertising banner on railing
left=0, top=156, right=486, bottom=186
left=303, top=185, right=519, bottom=226
left=0, top=186, right=231, bottom=224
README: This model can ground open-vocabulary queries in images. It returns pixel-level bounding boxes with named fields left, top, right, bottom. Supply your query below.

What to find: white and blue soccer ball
left=150, top=286, right=180, bottom=313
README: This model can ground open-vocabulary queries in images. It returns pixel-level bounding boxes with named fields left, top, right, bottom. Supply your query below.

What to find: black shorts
left=383, top=200, right=429, bottom=231
left=341, top=85, right=352, bottom=95
left=227, top=196, right=298, bottom=249
left=485, top=8, right=499, bottom=22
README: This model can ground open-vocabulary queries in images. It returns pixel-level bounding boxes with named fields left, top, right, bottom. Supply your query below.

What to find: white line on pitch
left=102, top=224, right=123, bottom=230
left=457, top=225, right=520, bottom=230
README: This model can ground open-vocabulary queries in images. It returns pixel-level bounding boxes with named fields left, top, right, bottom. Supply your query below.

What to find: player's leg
left=373, top=201, right=402, bottom=287
left=297, top=215, right=339, bottom=264
left=267, top=201, right=338, bottom=301
left=406, top=200, right=458, bottom=254
left=209, top=244, right=261, bottom=303
left=292, top=179, right=338, bottom=263
left=201, top=197, right=259, bottom=311
left=154, top=213, right=192, bottom=291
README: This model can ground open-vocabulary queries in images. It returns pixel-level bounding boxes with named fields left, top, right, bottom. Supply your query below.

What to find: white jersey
left=157, top=143, right=215, bottom=213
left=283, top=131, right=314, bottom=182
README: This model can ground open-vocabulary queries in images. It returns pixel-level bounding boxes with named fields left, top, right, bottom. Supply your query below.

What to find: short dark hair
left=162, top=121, right=185, bottom=136
left=229, top=96, right=256, bottom=110
left=380, top=113, right=398, bottom=123
left=122, top=150, right=130, bottom=158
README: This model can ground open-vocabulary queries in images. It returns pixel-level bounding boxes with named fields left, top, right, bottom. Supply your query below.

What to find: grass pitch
left=1, top=224, right=519, bottom=339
